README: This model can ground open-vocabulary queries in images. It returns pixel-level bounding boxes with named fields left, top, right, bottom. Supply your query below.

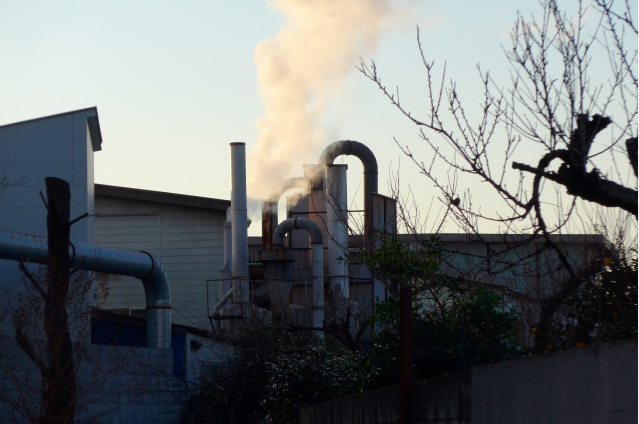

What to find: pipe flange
left=139, top=250, right=157, bottom=279
left=68, top=241, right=77, bottom=264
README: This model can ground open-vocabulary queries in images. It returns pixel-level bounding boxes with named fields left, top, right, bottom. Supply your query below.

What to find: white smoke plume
left=247, top=0, right=412, bottom=201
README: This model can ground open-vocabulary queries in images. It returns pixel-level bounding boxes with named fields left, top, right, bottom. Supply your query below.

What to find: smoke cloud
left=247, top=0, right=412, bottom=201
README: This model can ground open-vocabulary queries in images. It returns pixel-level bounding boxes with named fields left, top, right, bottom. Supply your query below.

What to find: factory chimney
left=230, top=143, right=250, bottom=310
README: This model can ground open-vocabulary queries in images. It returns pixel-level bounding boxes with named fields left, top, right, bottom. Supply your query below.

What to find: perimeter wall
left=300, top=339, right=637, bottom=424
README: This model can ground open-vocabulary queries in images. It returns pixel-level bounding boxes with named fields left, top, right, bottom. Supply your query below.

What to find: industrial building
left=0, top=108, right=597, bottom=421
left=0, top=106, right=598, bottom=334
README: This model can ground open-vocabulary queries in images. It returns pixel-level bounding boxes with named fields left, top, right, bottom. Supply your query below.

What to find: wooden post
left=399, top=285, right=413, bottom=424
left=43, top=177, right=77, bottom=424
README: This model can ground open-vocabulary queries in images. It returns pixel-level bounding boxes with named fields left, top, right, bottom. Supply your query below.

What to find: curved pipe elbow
left=264, top=177, right=308, bottom=205
left=319, top=140, right=378, bottom=175
left=140, top=253, right=171, bottom=308
left=319, top=140, right=379, bottom=238
left=273, top=217, right=323, bottom=246
left=0, top=230, right=171, bottom=349
left=69, top=241, right=171, bottom=308
left=262, top=177, right=308, bottom=249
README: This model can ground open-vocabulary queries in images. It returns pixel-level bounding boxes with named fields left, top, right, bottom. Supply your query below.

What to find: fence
left=300, top=339, right=637, bottom=424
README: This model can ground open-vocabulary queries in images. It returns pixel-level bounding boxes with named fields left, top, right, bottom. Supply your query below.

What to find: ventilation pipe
left=325, top=164, right=349, bottom=299
left=211, top=288, right=233, bottom=334
left=224, top=214, right=233, bottom=269
left=261, top=177, right=307, bottom=250
left=319, top=140, right=378, bottom=239
left=0, top=230, right=171, bottom=350
left=230, top=143, right=249, bottom=308
left=273, top=218, right=324, bottom=332
left=304, top=164, right=326, bottom=253
left=221, top=217, right=233, bottom=299
left=320, top=140, right=377, bottom=309
left=211, top=217, right=234, bottom=334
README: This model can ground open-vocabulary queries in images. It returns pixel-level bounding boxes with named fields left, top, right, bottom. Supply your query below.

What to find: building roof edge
left=95, top=184, right=230, bottom=212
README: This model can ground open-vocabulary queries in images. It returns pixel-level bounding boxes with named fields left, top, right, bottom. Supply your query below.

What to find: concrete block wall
left=300, top=339, right=637, bottom=424
left=0, top=337, right=188, bottom=423
left=472, top=339, right=638, bottom=424
left=299, top=372, right=471, bottom=424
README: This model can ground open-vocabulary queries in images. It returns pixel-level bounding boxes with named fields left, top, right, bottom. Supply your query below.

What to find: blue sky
left=1, top=1, right=635, bottom=235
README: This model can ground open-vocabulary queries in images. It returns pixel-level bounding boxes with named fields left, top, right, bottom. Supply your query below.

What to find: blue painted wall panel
left=92, top=319, right=186, bottom=378
left=172, top=333, right=186, bottom=379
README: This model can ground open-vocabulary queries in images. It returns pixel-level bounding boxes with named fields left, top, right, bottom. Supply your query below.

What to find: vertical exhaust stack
left=230, top=143, right=250, bottom=309
left=320, top=140, right=377, bottom=323
left=303, top=164, right=326, bottom=245
left=325, top=164, right=349, bottom=299
left=222, top=217, right=233, bottom=296
left=223, top=212, right=233, bottom=269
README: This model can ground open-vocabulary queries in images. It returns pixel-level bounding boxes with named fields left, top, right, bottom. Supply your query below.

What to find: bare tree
left=0, top=172, right=25, bottom=198
left=359, top=0, right=637, bottom=352
left=0, top=177, right=123, bottom=423
left=13, top=177, right=78, bottom=423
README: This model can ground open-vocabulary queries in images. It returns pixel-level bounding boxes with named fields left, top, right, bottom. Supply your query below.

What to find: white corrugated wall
left=95, top=195, right=225, bottom=328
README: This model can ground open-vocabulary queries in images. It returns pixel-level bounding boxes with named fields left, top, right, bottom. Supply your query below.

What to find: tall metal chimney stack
left=325, top=164, right=349, bottom=299
left=230, top=143, right=249, bottom=306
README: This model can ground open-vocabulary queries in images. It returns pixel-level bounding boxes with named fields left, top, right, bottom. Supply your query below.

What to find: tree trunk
left=42, top=177, right=76, bottom=424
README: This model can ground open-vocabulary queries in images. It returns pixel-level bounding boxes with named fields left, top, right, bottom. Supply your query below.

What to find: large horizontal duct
left=273, top=217, right=324, bottom=332
left=0, top=229, right=171, bottom=350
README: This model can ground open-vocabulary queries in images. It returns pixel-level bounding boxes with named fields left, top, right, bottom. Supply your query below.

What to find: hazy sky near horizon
left=1, top=1, right=635, bottom=235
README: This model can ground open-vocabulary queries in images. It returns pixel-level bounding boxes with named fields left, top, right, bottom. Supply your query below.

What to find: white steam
left=247, top=0, right=412, bottom=201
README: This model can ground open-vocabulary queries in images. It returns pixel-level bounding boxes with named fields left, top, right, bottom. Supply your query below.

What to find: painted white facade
left=0, top=108, right=233, bottom=335
left=94, top=188, right=229, bottom=328
left=0, top=108, right=100, bottom=292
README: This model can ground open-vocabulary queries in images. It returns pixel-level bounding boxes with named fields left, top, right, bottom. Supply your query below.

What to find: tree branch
left=18, top=261, right=46, bottom=299
left=626, top=137, right=638, bottom=177
left=513, top=160, right=638, bottom=215
left=15, top=325, right=48, bottom=376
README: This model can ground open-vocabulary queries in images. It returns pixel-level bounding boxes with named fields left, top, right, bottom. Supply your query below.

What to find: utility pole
left=43, top=177, right=77, bottom=424
left=399, top=285, right=413, bottom=424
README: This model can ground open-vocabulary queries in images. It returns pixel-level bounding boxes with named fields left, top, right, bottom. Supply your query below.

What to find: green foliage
left=363, top=233, right=442, bottom=295
left=359, top=286, right=525, bottom=389
left=183, top=235, right=525, bottom=423
left=182, top=341, right=361, bottom=424
left=181, top=320, right=302, bottom=424
left=359, top=233, right=524, bottom=387
left=252, top=283, right=526, bottom=423
left=261, top=344, right=359, bottom=424
left=548, top=253, right=638, bottom=350
left=181, top=349, right=269, bottom=424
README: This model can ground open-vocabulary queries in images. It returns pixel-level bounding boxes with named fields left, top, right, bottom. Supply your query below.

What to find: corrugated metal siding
left=94, top=195, right=225, bottom=327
